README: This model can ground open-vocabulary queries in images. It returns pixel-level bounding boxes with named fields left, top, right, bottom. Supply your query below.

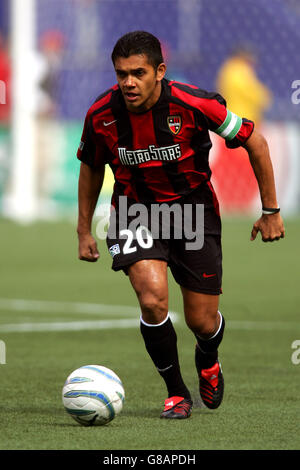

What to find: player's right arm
left=77, top=161, right=104, bottom=262
left=76, top=109, right=106, bottom=262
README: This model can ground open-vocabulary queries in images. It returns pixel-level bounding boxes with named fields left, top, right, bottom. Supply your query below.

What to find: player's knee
left=185, top=307, right=219, bottom=338
left=139, top=292, right=168, bottom=324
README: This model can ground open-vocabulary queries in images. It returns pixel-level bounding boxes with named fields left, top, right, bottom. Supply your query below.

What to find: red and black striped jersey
left=77, top=78, right=254, bottom=204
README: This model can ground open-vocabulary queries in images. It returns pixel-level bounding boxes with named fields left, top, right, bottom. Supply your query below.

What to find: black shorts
left=106, top=184, right=222, bottom=295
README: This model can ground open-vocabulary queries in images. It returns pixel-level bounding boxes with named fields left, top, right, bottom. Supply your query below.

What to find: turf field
left=0, top=216, right=299, bottom=450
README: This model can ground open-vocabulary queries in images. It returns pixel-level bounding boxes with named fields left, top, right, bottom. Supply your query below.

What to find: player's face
left=114, top=54, right=166, bottom=113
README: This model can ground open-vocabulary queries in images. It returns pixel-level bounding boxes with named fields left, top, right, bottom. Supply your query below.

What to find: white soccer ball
left=62, top=365, right=125, bottom=426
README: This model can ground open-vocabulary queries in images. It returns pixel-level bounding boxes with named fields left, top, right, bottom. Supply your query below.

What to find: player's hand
left=78, top=233, right=100, bottom=262
left=250, top=213, right=285, bottom=242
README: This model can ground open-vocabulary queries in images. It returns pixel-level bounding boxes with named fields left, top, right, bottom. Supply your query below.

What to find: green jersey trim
left=215, top=110, right=242, bottom=140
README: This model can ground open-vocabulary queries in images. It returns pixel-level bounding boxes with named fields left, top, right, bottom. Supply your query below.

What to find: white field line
left=0, top=318, right=298, bottom=334
left=0, top=298, right=298, bottom=333
left=0, top=319, right=140, bottom=333
left=0, top=298, right=179, bottom=333
left=0, top=298, right=140, bottom=316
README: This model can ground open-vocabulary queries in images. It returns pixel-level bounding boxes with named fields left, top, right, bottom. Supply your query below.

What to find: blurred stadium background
left=0, top=0, right=299, bottom=220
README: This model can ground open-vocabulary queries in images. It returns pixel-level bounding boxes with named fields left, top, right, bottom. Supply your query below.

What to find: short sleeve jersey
left=77, top=78, right=254, bottom=205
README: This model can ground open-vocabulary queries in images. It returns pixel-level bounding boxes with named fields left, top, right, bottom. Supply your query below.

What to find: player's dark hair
left=111, top=31, right=164, bottom=69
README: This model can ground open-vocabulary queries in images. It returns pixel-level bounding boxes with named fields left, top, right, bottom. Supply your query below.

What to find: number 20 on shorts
left=120, top=226, right=153, bottom=254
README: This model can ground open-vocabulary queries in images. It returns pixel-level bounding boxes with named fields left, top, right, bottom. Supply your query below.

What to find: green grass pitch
left=0, top=216, right=299, bottom=450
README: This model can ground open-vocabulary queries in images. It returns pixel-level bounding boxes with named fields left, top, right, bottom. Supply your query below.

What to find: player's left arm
left=243, top=130, right=285, bottom=242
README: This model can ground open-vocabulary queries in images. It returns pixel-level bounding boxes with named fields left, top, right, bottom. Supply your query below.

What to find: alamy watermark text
left=0, top=340, right=6, bottom=364
left=96, top=197, right=205, bottom=251
left=291, top=80, right=300, bottom=104
left=0, top=80, right=6, bottom=105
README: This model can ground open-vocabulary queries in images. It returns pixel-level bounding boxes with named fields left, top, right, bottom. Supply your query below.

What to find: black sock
left=140, top=315, right=191, bottom=400
left=195, top=312, right=225, bottom=370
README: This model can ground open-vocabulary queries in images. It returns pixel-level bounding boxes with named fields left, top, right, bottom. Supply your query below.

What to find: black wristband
left=262, top=207, right=280, bottom=215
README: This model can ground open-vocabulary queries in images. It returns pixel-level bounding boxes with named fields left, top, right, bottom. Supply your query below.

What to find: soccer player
left=76, top=31, right=285, bottom=419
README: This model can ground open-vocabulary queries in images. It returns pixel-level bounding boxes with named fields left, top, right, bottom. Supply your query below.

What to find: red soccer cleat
left=197, top=360, right=224, bottom=409
left=160, top=396, right=193, bottom=419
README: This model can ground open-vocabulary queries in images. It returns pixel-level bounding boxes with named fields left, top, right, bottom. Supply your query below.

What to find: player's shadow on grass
left=51, top=389, right=215, bottom=426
